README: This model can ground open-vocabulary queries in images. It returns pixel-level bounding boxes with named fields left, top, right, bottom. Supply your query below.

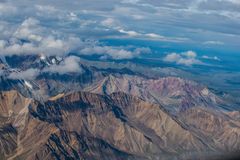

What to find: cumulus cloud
left=182, top=50, right=197, bottom=58
left=43, top=56, right=83, bottom=74
left=0, top=18, right=83, bottom=56
left=163, top=53, right=181, bottom=62
left=0, top=38, right=82, bottom=56
left=8, top=68, right=40, bottom=80
left=14, top=18, right=42, bottom=41
left=163, top=51, right=203, bottom=66
left=80, top=46, right=151, bottom=59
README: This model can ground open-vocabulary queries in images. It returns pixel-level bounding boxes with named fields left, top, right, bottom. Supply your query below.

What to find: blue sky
left=0, top=0, right=239, bottom=65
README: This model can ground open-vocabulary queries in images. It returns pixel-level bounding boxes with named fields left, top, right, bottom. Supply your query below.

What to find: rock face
left=180, top=108, right=240, bottom=152
left=0, top=90, right=239, bottom=160
left=0, top=90, right=32, bottom=159
left=84, top=74, right=228, bottom=114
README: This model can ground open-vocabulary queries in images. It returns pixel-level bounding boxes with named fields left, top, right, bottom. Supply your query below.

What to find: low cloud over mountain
left=163, top=51, right=204, bottom=66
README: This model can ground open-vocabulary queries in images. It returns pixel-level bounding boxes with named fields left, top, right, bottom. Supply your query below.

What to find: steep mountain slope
left=84, top=74, right=232, bottom=114
left=0, top=90, right=32, bottom=159
left=20, top=91, right=210, bottom=159
left=0, top=90, right=239, bottom=160
left=180, top=107, right=240, bottom=152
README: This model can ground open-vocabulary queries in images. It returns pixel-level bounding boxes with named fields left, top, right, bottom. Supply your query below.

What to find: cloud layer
left=0, top=16, right=150, bottom=60
left=0, top=0, right=240, bottom=52
left=0, top=0, right=239, bottom=60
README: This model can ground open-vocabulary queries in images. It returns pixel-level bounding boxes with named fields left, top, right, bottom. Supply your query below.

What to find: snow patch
left=51, top=58, right=56, bottom=64
left=56, top=56, right=63, bottom=61
left=24, top=81, right=33, bottom=89
left=40, top=55, right=46, bottom=60
left=201, top=88, right=209, bottom=96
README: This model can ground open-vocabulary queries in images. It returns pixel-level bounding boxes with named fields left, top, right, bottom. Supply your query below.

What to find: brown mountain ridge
left=0, top=90, right=239, bottom=160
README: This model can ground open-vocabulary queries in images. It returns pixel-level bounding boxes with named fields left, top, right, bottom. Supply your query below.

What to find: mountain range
left=0, top=55, right=239, bottom=160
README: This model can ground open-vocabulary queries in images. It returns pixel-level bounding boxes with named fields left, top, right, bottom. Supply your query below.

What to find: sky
left=0, top=0, right=239, bottom=66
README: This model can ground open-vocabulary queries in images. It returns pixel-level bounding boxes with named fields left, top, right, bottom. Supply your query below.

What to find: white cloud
left=101, top=17, right=188, bottom=43
left=14, top=18, right=42, bottom=41
left=0, top=22, right=15, bottom=39
left=163, top=51, right=203, bottom=66
left=219, top=0, right=240, bottom=5
left=177, top=57, right=202, bottom=66
left=202, top=55, right=221, bottom=61
left=163, top=53, right=181, bottom=62
left=40, top=36, right=83, bottom=56
left=145, top=33, right=165, bottom=39
left=0, top=40, right=7, bottom=48
left=121, top=0, right=140, bottom=4
left=118, top=29, right=188, bottom=42
left=80, top=46, right=151, bottom=59
left=133, top=47, right=151, bottom=55
left=8, top=68, right=40, bottom=80
left=182, top=50, right=197, bottom=58
left=131, top=14, right=145, bottom=20
left=0, top=3, right=17, bottom=16
left=0, top=0, right=238, bottom=61
left=35, top=4, right=57, bottom=13
left=0, top=18, right=84, bottom=57
left=119, top=29, right=140, bottom=37
left=101, top=18, right=116, bottom=27
left=0, top=0, right=239, bottom=48
left=0, top=17, right=151, bottom=60
left=43, top=56, right=83, bottom=74
left=203, top=41, right=224, bottom=45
